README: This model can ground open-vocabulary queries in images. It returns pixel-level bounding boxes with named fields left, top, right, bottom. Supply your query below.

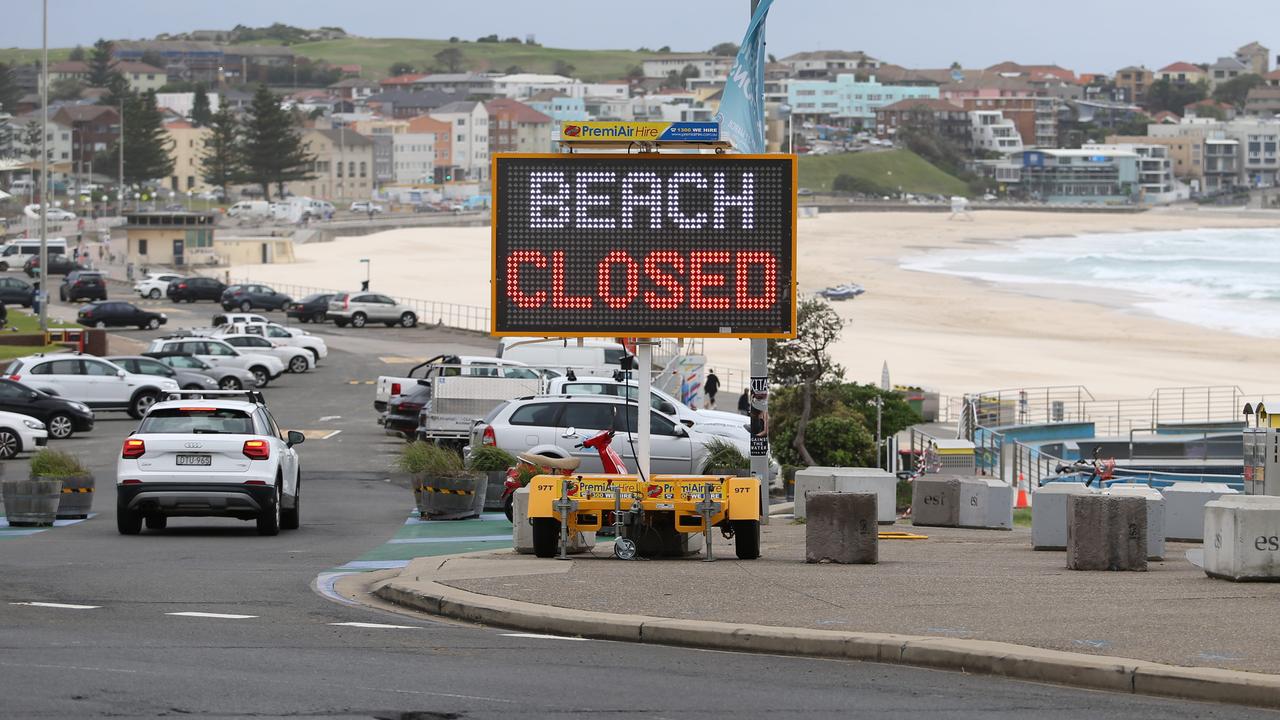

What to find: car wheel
left=0, top=262, right=8, bottom=272
left=350, top=312, right=367, bottom=328
left=219, top=376, right=243, bottom=390
left=250, top=366, right=270, bottom=387
left=46, top=413, right=74, bottom=440
left=256, top=483, right=281, bottom=536
left=58, top=289, right=65, bottom=301
left=312, top=311, right=327, bottom=324
left=287, top=355, right=308, bottom=373
left=281, top=479, right=300, bottom=530
left=400, top=312, right=417, bottom=328
left=146, top=317, right=160, bottom=330
left=129, top=391, right=159, bottom=419
left=239, top=300, right=252, bottom=312
left=116, top=505, right=142, bottom=535
left=145, top=514, right=167, bottom=531
left=95, top=321, right=105, bottom=329
left=0, top=428, right=20, bottom=459
left=148, top=288, right=161, bottom=299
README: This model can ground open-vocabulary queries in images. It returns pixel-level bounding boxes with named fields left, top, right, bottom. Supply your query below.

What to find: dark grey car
left=143, top=351, right=258, bottom=390
left=108, top=356, right=219, bottom=391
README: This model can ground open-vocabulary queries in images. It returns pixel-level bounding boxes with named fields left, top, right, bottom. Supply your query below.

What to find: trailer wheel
left=732, top=520, right=760, bottom=560
left=531, top=518, right=560, bottom=558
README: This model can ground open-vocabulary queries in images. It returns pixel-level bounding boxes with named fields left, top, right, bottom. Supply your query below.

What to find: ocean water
left=901, top=227, right=1280, bottom=338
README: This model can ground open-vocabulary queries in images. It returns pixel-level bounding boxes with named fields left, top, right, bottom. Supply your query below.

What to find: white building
left=1085, top=143, right=1177, bottom=200
left=155, top=92, right=222, bottom=120
left=392, top=132, right=436, bottom=184
left=492, top=73, right=585, bottom=100
left=641, top=54, right=732, bottom=80
left=582, top=82, right=630, bottom=99
left=971, top=110, right=1024, bottom=155
left=430, top=100, right=489, bottom=181
left=10, top=114, right=73, bottom=180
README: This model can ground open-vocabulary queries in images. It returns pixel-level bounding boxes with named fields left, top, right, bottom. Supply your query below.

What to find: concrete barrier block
left=1163, top=482, right=1238, bottom=542
left=795, top=467, right=896, bottom=522
left=957, top=477, right=1013, bottom=530
left=911, top=478, right=961, bottom=527
left=512, top=486, right=593, bottom=555
left=1032, top=482, right=1096, bottom=550
left=1203, top=495, right=1280, bottom=581
left=805, top=492, right=878, bottom=564
left=1066, top=494, right=1147, bottom=571
left=793, top=468, right=836, bottom=519
left=1107, top=484, right=1166, bottom=560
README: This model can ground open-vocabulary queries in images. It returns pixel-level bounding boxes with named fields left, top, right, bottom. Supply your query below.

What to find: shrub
left=397, top=442, right=466, bottom=476
left=466, top=445, right=516, bottom=472
left=803, top=415, right=875, bottom=467
left=29, top=448, right=88, bottom=477
left=701, top=437, right=750, bottom=473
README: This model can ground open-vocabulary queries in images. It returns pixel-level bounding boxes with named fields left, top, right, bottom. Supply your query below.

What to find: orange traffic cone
left=1015, top=473, right=1031, bottom=509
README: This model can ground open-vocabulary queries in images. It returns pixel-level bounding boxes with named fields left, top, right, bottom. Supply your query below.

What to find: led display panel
left=492, top=154, right=796, bottom=338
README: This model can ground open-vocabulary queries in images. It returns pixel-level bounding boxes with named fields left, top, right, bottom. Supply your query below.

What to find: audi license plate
left=176, top=454, right=211, bottom=466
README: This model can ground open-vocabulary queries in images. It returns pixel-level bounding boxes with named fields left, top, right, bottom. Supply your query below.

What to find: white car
left=145, top=337, right=284, bottom=388
left=217, top=334, right=314, bottom=374
left=0, top=409, right=49, bottom=459
left=44, top=208, right=77, bottom=221
left=216, top=322, right=327, bottom=363
left=545, top=376, right=749, bottom=441
left=133, top=272, right=183, bottom=300
left=114, top=390, right=304, bottom=536
left=212, top=312, right=268, bottom=327
left=349, top=201, right=384, bottom=214
left=2, top=352, right=179, bottom=418
left=327, top=291, right=417, bottom=328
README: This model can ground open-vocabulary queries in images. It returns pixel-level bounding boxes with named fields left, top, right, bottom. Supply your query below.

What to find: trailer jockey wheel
left=614, top=537, right=637, bottom=560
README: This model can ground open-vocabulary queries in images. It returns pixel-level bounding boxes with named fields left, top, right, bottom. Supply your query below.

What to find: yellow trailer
left=526, top=474, right=762, bottom=560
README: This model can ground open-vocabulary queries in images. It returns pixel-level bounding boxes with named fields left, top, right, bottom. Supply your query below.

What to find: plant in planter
left=30, top=448, right=93, bottom=520
left=398, top=442, right=486, bottom=520
left=701, top=437, right=751, bottom=476
left=466, top=445, right=517, bottom=514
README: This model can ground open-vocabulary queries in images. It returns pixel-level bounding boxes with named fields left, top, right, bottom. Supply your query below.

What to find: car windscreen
left=138, top=407, right=254, bottom=434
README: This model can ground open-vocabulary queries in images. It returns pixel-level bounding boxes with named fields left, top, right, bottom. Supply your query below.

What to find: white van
left=497, top=338, right=627, bottom=376
left=0, top=238, right=69, bottom=271
left=227, top=200, right=270, bottom=218
left=8, top=178, right=34, bottom=195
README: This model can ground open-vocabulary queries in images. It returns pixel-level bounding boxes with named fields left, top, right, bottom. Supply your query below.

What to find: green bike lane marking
left=0, top=513, right=95, bottom=538
left=331, top=512, right=514, bottom=571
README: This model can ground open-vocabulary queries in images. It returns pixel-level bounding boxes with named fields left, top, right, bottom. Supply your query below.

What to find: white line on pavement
left=0, top=661, right=137, bottom=675
left=166, top=611, right=258, bottom=619
left=10, top=601, right=101, bottom=609
left=318, top=415, right=342, bottom=421
left=323, top=430, right=342, bottom=439
left=328, top=621, right=420, bottom=629
left=501, top=632, right=589, bottom=642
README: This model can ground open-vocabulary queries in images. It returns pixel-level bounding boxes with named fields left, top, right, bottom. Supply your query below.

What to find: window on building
left=348, top=161, right=355, bottom=177
left=336, top=162, right=343, bottom=177
left=359, top=162, right=367, bottom=178
left=138, top=238, right=148, bottom=255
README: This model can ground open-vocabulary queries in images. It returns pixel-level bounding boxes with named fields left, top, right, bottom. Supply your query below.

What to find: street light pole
left=38, top=0, right=48, bottom=331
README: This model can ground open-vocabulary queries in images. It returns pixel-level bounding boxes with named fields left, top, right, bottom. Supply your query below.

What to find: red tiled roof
left=1159, top=62, right=1203, bottom=73
left=380, top=74, right=425, bottom=86
left=484, top=98, right=552, bottom=124
left=875, top=98, right=966, bottom=113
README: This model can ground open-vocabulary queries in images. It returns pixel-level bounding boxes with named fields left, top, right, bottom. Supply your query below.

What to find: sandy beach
left=231, top=208, right=1280, bottom=400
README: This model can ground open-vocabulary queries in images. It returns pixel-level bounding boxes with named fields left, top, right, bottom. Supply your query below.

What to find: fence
left=229, top=278, right=491, bottom=334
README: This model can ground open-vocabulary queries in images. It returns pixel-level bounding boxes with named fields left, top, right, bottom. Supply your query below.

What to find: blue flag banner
left=715, top=0, right=776, bottom=153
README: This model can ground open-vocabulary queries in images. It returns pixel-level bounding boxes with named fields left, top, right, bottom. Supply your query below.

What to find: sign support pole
left=637, top=342, right=652, bottom=482
left=749, top=0, right=770, bottom=525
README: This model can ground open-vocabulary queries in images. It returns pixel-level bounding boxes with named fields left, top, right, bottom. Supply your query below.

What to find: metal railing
left=228, top=278, right=491, bottom=334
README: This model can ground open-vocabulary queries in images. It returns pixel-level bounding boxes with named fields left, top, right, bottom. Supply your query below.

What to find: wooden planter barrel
left=41, top=472, right=95, bottom=520
left=413, top=471, right=487, bottom=520
left=2, top=479, right=65, bottom=527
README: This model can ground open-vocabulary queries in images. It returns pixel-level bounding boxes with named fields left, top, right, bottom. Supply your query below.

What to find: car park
left=3, top=352, right=179, bottom=418
left=286, top=293, right=335, bottom=324
left=146, top=337, right=284, bottom=388
left=77, top=301, right=166, bottom=330
left=0, top=276, right=36, bottom=306
left=60, top=270, right=108, bottom=302
left=114, top=390, right=304, bottom=536
left=133, top=272, right=182, bottom=299
left=24, top=253, right=82, bottom=278
left=145, top=352, right=257, bottom=390
left=108, top=355, right=219, bottom=392
left=167, top=276, right=227, bottom=303
left=220, top=284, right=292, bottom=312
left=0, top=377, right=93, bottom=440
left=218, top=334, right=313, bottom=374
left=327, top=292, right=417, bottom=328
left=0, top=409, right=48, bottom=458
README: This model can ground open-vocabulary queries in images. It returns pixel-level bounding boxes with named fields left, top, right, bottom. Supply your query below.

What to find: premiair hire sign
left=491, top=154, right=796, bottom=338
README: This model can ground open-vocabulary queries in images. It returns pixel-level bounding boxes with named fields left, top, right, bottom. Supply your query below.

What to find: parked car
left=383, top=383, right=431, bottom=438
left=145, top=336, right=284, bottom=388
left=0, top=409, right=48, bottom=458
left=212, top=312, right=267, bottom=327
left=60, top=270, right=107, bottom=302
left=213, top=321, right=327, bottom=363
left=0, top=376, right=93, bottom=440
left=327, top=292, right=417, bottom=328
left=133, top=272, right=182, bottom=300
left=220, top=284, right=292, bottom=312
left=0, top=276, right=35, bottom=307
left=76, top=301, right=166, bottom=330
left=544, top=376, right=749, bottom=441
left=44, top=208, right=76, bottom=221
left=218, top=334, right=313, bottom=374
left=2, top=352, right=178, bottom=418
left=349, top=201, right=384, bottom=214
left=108, top=355, right=219, bottom=391
left=167, top=276, right=227, bottom=303
left=145, top=351, right=258, bottom=390
left=24, top=253, right=82, bottom=278
left=286, top=293, right=335, bottom=324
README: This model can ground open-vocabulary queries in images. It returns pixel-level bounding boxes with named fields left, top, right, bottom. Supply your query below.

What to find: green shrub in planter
left=29, top=448, right=93, bottom=520
left=30, top=448, right=89, bottom=477
left=399, top=442, right=485, bottom=520
left=397, top=441, right=466, bottom=476
left=701, top=437, right=750, bottom=475
left=466, top=445, right=517, bottom=472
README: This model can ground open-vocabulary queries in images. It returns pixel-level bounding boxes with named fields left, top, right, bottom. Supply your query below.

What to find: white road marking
left=0, top=660, right=137, bottom=675
left=329, top=621, right=419, bottom=629
left=322, top=430, right=342, bottom=439
left=166, top=611, right=258, bottom=619
left=318, top=415, right=342, bottom=421
left=10, top=601, right=100, bottom=610
left=501, top=632, right=588, bottom=641
left=352, top=685, right=515, bottom=704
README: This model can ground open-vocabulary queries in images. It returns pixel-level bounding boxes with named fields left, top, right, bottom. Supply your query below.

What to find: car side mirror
left=116, top=370, right=126, bottom=378
left=286, top=430, right=305, bottom=447
left=660, top=402, right=677, bottom=415
left=674, top=425, right=689, bottom=437
left=28, top=391, right=38, bottom=400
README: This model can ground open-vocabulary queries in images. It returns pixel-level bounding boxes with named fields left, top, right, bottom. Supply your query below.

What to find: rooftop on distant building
left=1158, top=62, right=1203, bottom=73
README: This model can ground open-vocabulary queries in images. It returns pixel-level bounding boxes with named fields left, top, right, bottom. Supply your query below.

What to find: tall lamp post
left=359, top=257, right=370, bottom=290
left=37, top=0, right=49, bottom=331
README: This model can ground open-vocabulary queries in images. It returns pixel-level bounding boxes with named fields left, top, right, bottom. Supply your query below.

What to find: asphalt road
left=1, top=297, right=1276, bottom=718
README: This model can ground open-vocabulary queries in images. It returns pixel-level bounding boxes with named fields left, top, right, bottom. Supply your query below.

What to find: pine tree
left=191, top=84, right=212, bottom=126
left=96, top=91, right=174, bottom=185
left=240, top=84, right=315, bottom=200
left=199, top=107, right=243, bottom=196
left=88, top=38, right=119, bottom=87
left=0, top=62, right=20, bottom=114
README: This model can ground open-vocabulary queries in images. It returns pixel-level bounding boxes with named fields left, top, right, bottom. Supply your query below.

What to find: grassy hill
left=0, top=47, right=72, bottom=65
left=798, top=149, right=970, bottom=197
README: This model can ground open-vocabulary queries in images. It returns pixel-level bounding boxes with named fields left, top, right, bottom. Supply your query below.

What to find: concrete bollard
left=958, top=477, right=1013, bottom=530
left=1066, top=494, right=1148, bottom=571
left=805, top=492, right=878, bottom=564
left=1164, top=482, right=1238, bottom=542
left=1032, top=482, right=1096, bottom=550
left=1107, top=484, right=1166, bottom=561
left=1203, top=495, right=1280, bottom=581
left=512, top=486, right=593, bottom=555
left=911, top=477, right=961, bottom=527
left=794, top=467, right=897, bottom=522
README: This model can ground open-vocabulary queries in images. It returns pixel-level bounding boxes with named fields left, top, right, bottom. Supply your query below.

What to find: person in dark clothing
left=738, top=387, right=749, bottom=414
left=704, top=369, right=720, bottom=409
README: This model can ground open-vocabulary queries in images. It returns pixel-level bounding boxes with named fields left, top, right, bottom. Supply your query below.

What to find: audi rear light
left=391, top=382, right=401, bottom=396
left=242, top=439, right=270, bottom=460
left=121, top=438, right=145, bottom=459
left=482, top=426, right=496, bottom=447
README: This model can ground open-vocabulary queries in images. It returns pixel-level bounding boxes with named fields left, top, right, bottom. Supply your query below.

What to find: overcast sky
left=3, top=0, right=1276, bottom=73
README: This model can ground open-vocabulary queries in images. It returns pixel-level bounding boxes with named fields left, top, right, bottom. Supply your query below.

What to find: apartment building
left=778, top=51, right=882, bottom=79
left=1156, top=62, right=1207, bottom=87
left=1084, top=143, right=1175, bottom=199
left=875, top=98, right=969, bottom=140
left=1016, top=148, right=1140, bottom=203
left=786, top=74, right=939, bottom=129
left=970, top=110, right=1024, bottom=155
left=163, top=120, right=211, bottom=193
left=391, top=116, right=451, bottom=184
left=492, top=74, right=584, bottom=100
left=641, top=54, right=732, bottom=80
left=485, top=98, right=554, bottom=153
left=48, top=61, right=166, bottom=94
left=1236, top=42, right=1271, bottom=76
left=1106, top=133, right=1204, bottom=186
left=430, top=101, right=488, bottom=181
left=299, top=128, right=375, bottom=201
left=1114, top=66, right=1153, bottom=105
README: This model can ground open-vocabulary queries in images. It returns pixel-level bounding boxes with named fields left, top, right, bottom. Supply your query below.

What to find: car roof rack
left=163, top=389, right=266, bottom=405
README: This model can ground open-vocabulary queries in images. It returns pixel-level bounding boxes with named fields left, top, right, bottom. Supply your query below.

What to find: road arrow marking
left=328, top=621, right=419, bottom=629
left=10, top=601, right=100, bottom=609
left=166, top=611, right=257, bottom=619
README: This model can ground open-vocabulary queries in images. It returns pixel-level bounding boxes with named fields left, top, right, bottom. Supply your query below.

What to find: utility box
left=1243, top=426, right=1280, bottom=496
left=794, top=466, right=897, bottom=523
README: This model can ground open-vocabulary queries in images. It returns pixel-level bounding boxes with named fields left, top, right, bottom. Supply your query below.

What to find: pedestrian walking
left=738, top=387, right=749, bottom=415
left=704, top=369, right=720, bottom=410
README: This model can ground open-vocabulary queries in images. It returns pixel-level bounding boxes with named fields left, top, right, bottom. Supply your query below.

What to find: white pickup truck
left=374, top=355, right=543, bottom=413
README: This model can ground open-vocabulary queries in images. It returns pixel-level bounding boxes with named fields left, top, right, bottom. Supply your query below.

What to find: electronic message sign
left=491, top=154, right=796, bottom=338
